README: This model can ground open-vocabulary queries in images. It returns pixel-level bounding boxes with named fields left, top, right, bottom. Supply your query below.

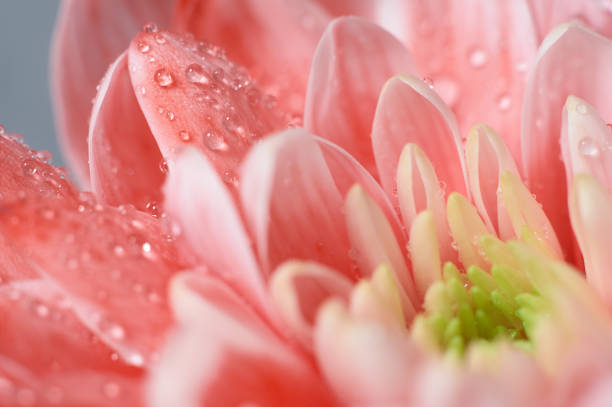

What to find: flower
left=0, top=0, right=609, bottom=406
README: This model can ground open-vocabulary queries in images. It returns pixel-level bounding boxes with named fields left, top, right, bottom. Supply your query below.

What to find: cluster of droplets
left=412, top=255, right=544, bottom=356
left=133, top=24, right=289, bottom=188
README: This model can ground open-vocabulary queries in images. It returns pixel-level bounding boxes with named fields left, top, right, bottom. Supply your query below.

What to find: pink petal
left=0, top=281, right=143, bottom=406
left=569, top=175, right=612, bottom=308
left=465, top=125, right=520, bottom=237
left=0, top=135, right=193, bottom=366
left=269, top=261, right=353, bottom=349
left=408, top=210, right=442, bottom=301
left=561, top=96, right=612, bottom=190
left=163, top=148, right=272, bottom=321
left=314, top=300, right=422, bottom=405
left=535, top=0, right=612, bottom=39
left=172, top=0, right=330, bottom=115
left=239, top=129, right=354, bottom=279
left=128, top=29, right=287, bottom=185
left=402, top=0, right=538, bottom=164
left=89, top=52, right=165, bottom=212
left=373, top=75, right=468, bottom=202
left=304, top=16, right=417, bottom=176
left=148, top=272, right=337, bottom=407
left=51, top=0, right=174, bottom=185
left=522, top=23, right=612, bottom=259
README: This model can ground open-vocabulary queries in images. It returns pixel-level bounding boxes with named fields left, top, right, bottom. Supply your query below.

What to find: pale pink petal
left=374, top=75, right=468, bottom=202
left=239, top=129, right=354, bottom=279
left=172, top=0, right=330, bottom=115
left=402, top=0, right=538, bottom=164
left=304, top=16, right=417, bottom=176
left=0, top=135, right=193, bottom=366
left=465, top=125, right=520, bottom=237
left=408, top=211, right=442, bottom=301
left=148, top=272, right=336, bottom=407
left=561, top=96, right=612, bottom=190
left=164, top=148, right=272, bottom=321
left=314, top=300, right=421, bottom=405
left=128, top=30, right=286, bottom=183
left=89, top=52, right=164, bottom=212
left=522, top=23, right=612, bottom=259
left=569, top=175, right=612, bottom=308
left=396, top=144, right=455, bottom=263
left=269, top=261, right=353, bottom=349
left=345, top=185, right=418, bottom=316
left=51, top=0, right=174, bottom=185
left=0, top=281, right=143, bottom=406
left=538, top=0, right=612, bottom=39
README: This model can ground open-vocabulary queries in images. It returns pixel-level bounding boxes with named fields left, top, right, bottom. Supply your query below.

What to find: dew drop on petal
left=185, top=63, right=209, bottom=85
left=139, top=86, right=147, bottom=96
left=137, top=41, right=150, bottom=53
left=179, top=130, right=191, bottom=142
left=143, top=22, right=158, bottom=33
left=154, top=69, right=175, bottom=88
left=159, top=158, right=169, bottom=174
left=422, top=76, right=434, bottom=88
left=36, top=304, right=49, bottom=318
left=578, top=137, right=600, bottom=157
left=154, top=32, right=166, bottom=44
left=203, top=131, right=229, bottom=152
left=166, top=111, right=175, bottom=121
left=468, top=48, right=488, bottom=68
left=497, top=94, right=511, bottom=111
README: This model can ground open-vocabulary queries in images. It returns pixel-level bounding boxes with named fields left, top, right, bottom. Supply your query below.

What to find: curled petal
left=345, top=185, right=417, bottom=316
left=89, top=51, right=164, bottom=211
left=269, top=261, right=353, bottom=349
left=373, top=75, right=467, bottom=201
left=465, top=124, right=520, bottom=236
left=51, top=0, right=174, bottom=184
left=522, top=22, right=612, bottom=259
left=304, top=17, right=417, bottom=176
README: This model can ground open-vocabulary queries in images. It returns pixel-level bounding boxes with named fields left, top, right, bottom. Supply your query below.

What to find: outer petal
left=148, top=272, right=337, bottom=407
left=89, top=52, right=164, bottom=211
left=173, top=0, right=330, bottom=116
left=402, top=0, right=538, bottom=163
left=51, top=0, right=174, bottom=184
left=522, top=23, right=612, bottom=259
left=164, top=148, right=271, bottom=321
left=0, top=281, right=143, bottom=406
left=0, top=135, right=193, bottom=366
left=534, top=0, right=612, bottom=39
left=561, top=96, right=612, bottom=190
left=304, top=17, right=417, bottom=176
left=373, top=75, right=468, bottom=201
left=569, top=175, right=612, bottom=308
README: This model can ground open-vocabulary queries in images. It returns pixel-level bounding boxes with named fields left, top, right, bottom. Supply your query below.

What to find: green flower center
left=411, top=259, right=544, bottom=356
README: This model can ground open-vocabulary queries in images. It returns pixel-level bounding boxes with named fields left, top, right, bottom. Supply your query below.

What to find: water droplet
left=154, top=32, right=166, bottom=44
left=577, top=103, right=588, bottom=114
left=36, top=304, right=49, bottom=318
left=185, top=63, right=209, bottom=85
left=203, top=131, right=228, bottom=152
left=143, top=22, right=158, bottom=33
left=142, top=242, right=152, bottom=253
left=125, top=352, right=145, bottom=366
left=139, top=86, right=147, bottom=96
left=179, top=130, right=191, bottom=142
left=222, top=169, right=239, bottom=187
left=159, top=158, right=169, bottom=174
left=497, top=94, right=511, bottom=111
left=468, top=48, right=488, bottom=68
left=578, top=137, right=600, bottom=157
left=103, top=382, right=121, bottom=399
left=137, top=41, right=150, bottom=53
left=148, top=292, right=161, bottom=303
left=422, top=76, right=434, bottom=88
left=154, top=69, right=175, bottom=88
left=166, top=111, right=175, bottom=121
left=113, top=245, right=125, bottom=257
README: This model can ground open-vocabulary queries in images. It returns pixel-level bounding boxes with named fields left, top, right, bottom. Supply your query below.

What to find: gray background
left=0, top=0, right=63, bottom=166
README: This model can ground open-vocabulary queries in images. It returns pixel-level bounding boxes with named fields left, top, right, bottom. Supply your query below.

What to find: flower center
left=411, top=256, right=543, bottom=356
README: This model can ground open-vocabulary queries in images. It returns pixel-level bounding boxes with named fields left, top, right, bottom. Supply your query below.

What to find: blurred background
left=0, top=0, right=63, bottom=166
